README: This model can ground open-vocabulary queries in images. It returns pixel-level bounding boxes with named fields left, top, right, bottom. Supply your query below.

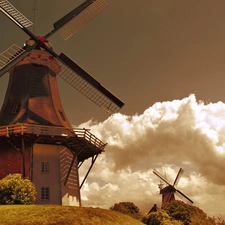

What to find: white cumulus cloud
left=75, top=94, right=225, bottom=216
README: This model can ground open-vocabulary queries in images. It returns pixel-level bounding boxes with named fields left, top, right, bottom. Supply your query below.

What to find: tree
left=163, top=200, right=216, bottom=225
left=214, top=215, right=225, bottom=225
left=146, top=209, right=183, bottom=225
left=110, top=202, right=142, bottom=220
left=0, top=174, right=36, bottom=205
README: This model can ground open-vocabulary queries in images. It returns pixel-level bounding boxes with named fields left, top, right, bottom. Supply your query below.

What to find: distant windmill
left=153, top=168, right=194, bottom=208
left=0, top=0, right=124, bottom=206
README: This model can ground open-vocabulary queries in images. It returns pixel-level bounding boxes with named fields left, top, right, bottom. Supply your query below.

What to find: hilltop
left=0, top=205, right=143, bottom=225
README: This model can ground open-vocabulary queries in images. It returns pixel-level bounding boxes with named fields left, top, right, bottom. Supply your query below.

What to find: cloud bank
left=76, top=94, right=225, bottom=215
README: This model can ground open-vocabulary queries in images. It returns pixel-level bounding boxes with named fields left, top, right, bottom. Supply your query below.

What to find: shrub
left=0, top=174, right=36, bottom=205
left=110, top=202, right=142, bottom=220
left=214, top=215, right=225, bottom=225
left=163, top=200, right=216, bottom=225
left=146, top=210, right=183, bottom=225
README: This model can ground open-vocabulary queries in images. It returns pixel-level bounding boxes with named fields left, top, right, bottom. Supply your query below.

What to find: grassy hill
left=0, top=205, right=144, bottom=225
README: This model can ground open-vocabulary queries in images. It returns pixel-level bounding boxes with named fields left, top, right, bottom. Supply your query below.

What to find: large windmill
left=153, top=168, right=194, bottom=208
left=0, top=0, right=124, bottom=206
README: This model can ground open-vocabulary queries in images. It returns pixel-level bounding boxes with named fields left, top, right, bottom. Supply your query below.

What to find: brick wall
left=0, top=147, right=31, bottom=179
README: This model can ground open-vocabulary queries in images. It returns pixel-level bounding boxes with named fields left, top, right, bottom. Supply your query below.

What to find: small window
left=41, top=161, right=49, bottom=173
left=12, top=104, right=21, bottom=114
left=41, top=187, right=50, bottom=201
left=58, top=110, right=65, bottom=121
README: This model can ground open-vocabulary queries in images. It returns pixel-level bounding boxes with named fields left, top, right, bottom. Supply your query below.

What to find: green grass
left=0, top=205, right=144, bottom=225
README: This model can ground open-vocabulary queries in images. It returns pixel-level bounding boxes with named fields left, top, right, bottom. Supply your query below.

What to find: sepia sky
left=1, top=0, right=225, bottom=215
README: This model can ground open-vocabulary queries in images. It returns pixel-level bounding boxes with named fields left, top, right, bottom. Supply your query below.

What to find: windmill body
left=159, top=185, right=176, bottom=208
left=0, top=0, right=124, bottom=206
left=153, top=168, right=194, bottom=208
left=0, top=49, right=68, bottom=127
left=0, top=49, right=80, bottom=205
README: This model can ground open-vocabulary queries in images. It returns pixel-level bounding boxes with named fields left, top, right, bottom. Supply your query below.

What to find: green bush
left=145, top=201, right=218, bottom=225
left=214, top=215, right=225, bottom=225
left=0, top=174, right=36, bottom=205
left=146, top=210, right=183, bottom=225
left=163, top=200, right=216, bottom=225
left=110, top=202, right=142, bottom=220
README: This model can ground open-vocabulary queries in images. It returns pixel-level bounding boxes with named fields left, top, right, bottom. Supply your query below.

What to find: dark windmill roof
left=160, top=185, right=176, bottom=194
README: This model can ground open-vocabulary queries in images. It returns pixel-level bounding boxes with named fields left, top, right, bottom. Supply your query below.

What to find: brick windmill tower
left=153, top=168, right=194, bottom=208
left=0, top=0, right=124, bottom=206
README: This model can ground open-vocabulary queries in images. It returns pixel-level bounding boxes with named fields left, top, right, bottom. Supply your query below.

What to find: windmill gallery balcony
left=0, top=123, right=106, bottom=163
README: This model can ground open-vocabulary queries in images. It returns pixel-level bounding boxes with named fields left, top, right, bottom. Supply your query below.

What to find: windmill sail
left=54, top=0, right=108, bottom=40
left=153, top=169, right=172, bottom=187
left=173, top=168, right=184, bottom=186
left=176, top=189, right=194, bottom=204
left=0, top=0, right=33, bottom=28
left=57, top=53, right=124, bottom=114
left=0, top=44, right=30, bottom=77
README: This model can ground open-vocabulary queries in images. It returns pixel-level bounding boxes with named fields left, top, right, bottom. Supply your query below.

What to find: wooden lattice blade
left=52, top=0, right=108, bottom=40
left=153, top=169, right=172, bottom=187
left=176, top=189, right=194, bottom=204
left=0, top=44, right=30, bottom=77
left=173, top=168, right=184, bottom=187
left=57, top=53, right=124, bottom=114
left=0, top=0, right=33, bottom=28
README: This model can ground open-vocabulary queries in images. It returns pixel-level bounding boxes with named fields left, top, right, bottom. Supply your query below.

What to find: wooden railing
left=75, top=128, right=106, bottom=150
left=0, top=123, right=106, bottom=150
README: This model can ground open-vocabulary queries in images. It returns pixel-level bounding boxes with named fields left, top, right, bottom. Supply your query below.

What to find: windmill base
left=0, top=140, right=81, bottom=206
